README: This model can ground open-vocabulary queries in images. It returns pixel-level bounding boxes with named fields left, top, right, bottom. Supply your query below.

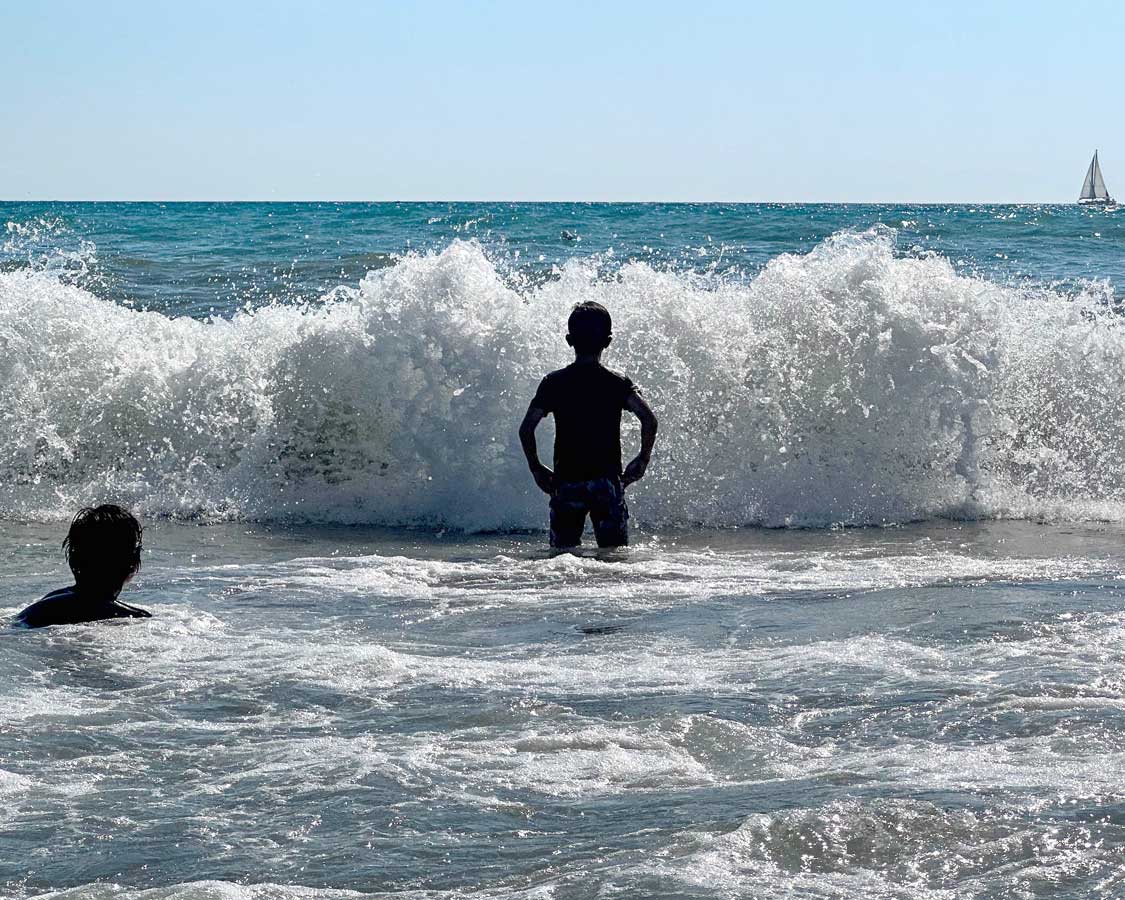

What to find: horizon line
left=0, top=198, right=1088, bottom=205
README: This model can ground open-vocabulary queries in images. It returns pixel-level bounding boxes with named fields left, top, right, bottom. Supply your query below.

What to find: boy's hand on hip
left=532, top=464, right=555, bottom=495
left=622, top=455, right=649, bottom=487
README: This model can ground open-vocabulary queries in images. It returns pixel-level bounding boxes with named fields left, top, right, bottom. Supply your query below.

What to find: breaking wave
left=3, top=230, right=1125, bottom=528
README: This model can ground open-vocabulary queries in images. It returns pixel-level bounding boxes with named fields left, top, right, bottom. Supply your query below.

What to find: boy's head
left=566, top=302, right=613, bottom=354
left=64, top=505, right=143, bottom=591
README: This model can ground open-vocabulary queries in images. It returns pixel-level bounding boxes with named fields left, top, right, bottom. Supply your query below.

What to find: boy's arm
left=622, top=391, right=658, bottom=487
left=518, top=403, right=555, bottom=494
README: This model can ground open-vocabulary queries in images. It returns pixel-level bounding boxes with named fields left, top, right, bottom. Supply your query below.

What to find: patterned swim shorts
left=549, top=477, right=629, bottom=549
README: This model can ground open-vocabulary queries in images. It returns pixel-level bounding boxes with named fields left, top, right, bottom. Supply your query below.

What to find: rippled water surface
left=4, top=202, right=1125, bottom=897
left=5, top=521, right=1125, bottom=898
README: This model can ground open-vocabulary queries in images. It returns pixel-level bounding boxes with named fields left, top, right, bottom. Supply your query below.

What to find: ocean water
left=3, top=202, right=1125, bottom=898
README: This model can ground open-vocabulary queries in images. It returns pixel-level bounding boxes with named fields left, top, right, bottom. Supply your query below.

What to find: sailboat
left=1078, top=150, right=1115, bottom=206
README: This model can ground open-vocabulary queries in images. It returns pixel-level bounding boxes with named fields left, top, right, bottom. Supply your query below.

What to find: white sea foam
left=633, top=797, right=1097, bottom=899
left=8, top=521, right=1125, bottom=898
left=3, top=231, right=1125, bottom=528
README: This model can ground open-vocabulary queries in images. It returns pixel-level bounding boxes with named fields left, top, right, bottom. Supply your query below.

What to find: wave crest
left=3, top=232, right=1124, bottom=528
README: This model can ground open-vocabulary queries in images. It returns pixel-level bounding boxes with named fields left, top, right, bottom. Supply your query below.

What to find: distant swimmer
left=15, top=505, right=152, bottom=628
left=519, top=301, right=658, bottom=549
left=561, top=230, right=580, bottom=242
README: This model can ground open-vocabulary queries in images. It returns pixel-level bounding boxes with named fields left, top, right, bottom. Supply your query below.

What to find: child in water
left=16, top=504, right=152, bottom=628
left=519, top=301, right=658, bottom=549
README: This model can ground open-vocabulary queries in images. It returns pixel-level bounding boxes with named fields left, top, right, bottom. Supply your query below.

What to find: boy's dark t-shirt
left=532, top=362, right=637, bottom=482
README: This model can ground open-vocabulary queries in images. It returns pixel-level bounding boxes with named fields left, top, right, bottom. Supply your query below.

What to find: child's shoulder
left=14, top=587, right=75, bottom=627
left=540, top=362, right=636, bottom=391
left=598, top=364, right=636, bottom=389
left=23, top=586, right=77, bottom=611
left=41, top=586, right=78, bottom=601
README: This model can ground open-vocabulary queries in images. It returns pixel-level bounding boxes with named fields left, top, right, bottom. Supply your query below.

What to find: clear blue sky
left=3, top=0, right=1122, bottom=202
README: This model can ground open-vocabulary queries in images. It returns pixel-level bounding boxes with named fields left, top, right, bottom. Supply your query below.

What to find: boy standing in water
left=15, top=505, right=152, bottom=628
left=519, top=302, right=658, bottom=549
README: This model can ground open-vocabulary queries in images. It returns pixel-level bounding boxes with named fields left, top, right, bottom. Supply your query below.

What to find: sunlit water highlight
left=6, top=522, right=1125, bottom=898
left=3, top=203, right=1125, bottom=898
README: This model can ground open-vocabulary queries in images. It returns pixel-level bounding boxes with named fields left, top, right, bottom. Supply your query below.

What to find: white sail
left=1079, top=151, right=1112, bottom=202
left=1092, top=154, right=1109, bottom=198
left=1080, top=157, right=1097, bottom=199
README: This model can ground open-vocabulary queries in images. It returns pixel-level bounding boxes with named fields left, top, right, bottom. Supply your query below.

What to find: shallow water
left=4, top=202, right=1125, bottom=896
left=5, top=520, right=1125, bottom=898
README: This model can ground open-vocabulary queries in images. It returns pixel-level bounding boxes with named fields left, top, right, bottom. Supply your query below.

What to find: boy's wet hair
left=63, top=504, right=143, bottom=587
left=567, top=301, right=613, bottom=353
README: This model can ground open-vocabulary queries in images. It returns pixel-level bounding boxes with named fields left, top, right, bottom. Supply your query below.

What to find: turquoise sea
left=3, top=202, right=1125, bottom=898
left=3, top=202, right=1124, bottom=319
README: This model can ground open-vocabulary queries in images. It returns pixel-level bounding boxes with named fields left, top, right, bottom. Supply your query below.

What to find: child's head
left=64, top=505, right=143, bottom=591
left=566, top=302, right=613, bottom=354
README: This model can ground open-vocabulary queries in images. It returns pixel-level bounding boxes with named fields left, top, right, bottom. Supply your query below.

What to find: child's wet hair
left=567, top=301, right=613, bottom=352
left=63, top=504, right=143, bottom=586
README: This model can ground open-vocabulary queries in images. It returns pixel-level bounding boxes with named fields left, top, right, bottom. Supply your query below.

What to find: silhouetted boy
left=16, top=505, right=152, bottom=628
left=519, top=302, right=658, bottom=548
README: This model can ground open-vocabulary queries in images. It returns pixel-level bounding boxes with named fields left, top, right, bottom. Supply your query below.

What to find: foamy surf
left=6, top=518, right=1125, bottom=898
left=3, top=230, right=1124, bottom=528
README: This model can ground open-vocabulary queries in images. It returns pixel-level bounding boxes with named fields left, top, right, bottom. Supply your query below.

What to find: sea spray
left=2, top=230, right=1125, bottom=528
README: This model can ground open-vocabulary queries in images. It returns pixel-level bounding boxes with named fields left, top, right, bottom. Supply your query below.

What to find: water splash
left=2, top=215, right=98, bottom=282
left=2, top=230, right=1124, bottom=528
